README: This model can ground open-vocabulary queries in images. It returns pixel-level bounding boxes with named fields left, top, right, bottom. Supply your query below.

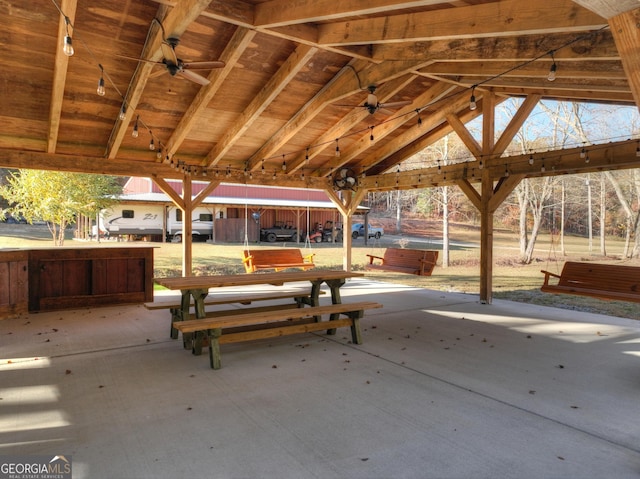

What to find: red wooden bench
left=366, top=248, right=438, bottom=276
left=242, top=248, right=315, bottom=273
left=541, top=261, right=640, bottom=302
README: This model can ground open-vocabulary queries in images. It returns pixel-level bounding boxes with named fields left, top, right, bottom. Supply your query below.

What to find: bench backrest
left=559, top=261, right=640, bottom=293
left=384, top=248, right=438, bottom=268
left=243, top=249, right=305, bottom=264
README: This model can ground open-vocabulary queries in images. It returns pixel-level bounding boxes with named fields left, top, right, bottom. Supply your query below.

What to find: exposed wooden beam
left=168, top=26, right=257, bottom=159
left=608, top=8, right=640, bottom=110
left=288, top=75, right=417, bottom=174
left=573, top=0, right=639, bottom=18
left=493, top=94, right=541, bottom=156
left=48, top=0, right=77, bottom=154
left=313, top=80, right=456, bottom=177
left=318, top=0, right=606, bottom=46
left=205, top=42, right=317, bottom=167
left=106, top=0, right=214, bottom=160
left=254, top=0, right=449, bottom=28
left=246, top=58, right=430, bottom=170
left=361, top=137, right=640, bottom=190
left=372, top=30, right=618, bottom=62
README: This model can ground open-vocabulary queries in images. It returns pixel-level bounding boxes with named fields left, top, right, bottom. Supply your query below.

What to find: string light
left=282, top=155, right=286, bottom=171
left=469, top=86, right=477, bottom=111
left=580, top=147, right=586, bottom=159
left=416, top=109, right=423, bottom=126
left=529, top=154, right=534, bottom=165
left=547, top=52, right=557, bottom=82
left=370, top=126, right=375, bottom=142
left=636, top=142, right=640, bottom=157
left=132, top=115, right=139, bottom=138
left=149, top=136, right=155, bottom=151
left=97, top=64, right=105, bottom=96
left=335, top=139, right=340, bottom=157
left=62, top=16, right=74, bottom=56
left=119, top=103, right=127, bottom=121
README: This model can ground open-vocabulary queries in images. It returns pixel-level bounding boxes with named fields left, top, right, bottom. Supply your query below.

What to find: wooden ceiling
left=2, top=0, right=640, bottom=192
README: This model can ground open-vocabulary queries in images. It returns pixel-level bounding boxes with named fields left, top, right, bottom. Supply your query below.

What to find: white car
left=351, top=223, right=384, bottom=239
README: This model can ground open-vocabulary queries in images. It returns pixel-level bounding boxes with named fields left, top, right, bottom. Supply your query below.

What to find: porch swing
left=240, top=186, right=316, bottom=273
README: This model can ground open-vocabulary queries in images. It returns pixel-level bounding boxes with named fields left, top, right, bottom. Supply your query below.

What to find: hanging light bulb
left=416, top=109, right=423, bottom=126
left=305, top=148, right=309, bottom=162
left=636, top=142, right=640, bottom=157
left=370, top=126, right=375, bottom=142
left=97, top=65, right=106, bottom=96
left=149, top=137, right=155, bottom=151
left=529, top=154, right=534, bottom=165
left=62, top=17, right=74, bottom=56
left=132, top=116, right=139, bottom=138
left=469, top=87, right=477, bottom=111
left=261, top=160, right=265, bottom=174
left=282, top=155, right=286, bottom=171
left=119, top=103, right=127, bottom=121
left=547, top=52, right=557, bottom=82
left=335, top=139, right=340, bottom=157
left=580, top=147, right=586, bottom=159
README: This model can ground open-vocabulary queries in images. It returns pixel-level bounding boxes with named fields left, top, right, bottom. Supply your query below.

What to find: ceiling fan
left=337, top=85, right=412, bottom=114
left=119, top=30, right=225, bottom=86
left=333, top=167, right=358, bottom=191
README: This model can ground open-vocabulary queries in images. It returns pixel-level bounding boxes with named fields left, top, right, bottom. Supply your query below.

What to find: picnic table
left=153, top=270, right=375, bottom=368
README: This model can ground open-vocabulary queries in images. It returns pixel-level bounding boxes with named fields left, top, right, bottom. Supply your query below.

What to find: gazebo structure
left=2, top=0, right=640, bottom=302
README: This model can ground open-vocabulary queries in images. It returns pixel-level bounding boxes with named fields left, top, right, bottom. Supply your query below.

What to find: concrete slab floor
left=1, top=278, right=639, bottom=479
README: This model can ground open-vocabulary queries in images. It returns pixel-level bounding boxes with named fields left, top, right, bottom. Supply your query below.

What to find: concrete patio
left=1, top=278, right=639, bottom=479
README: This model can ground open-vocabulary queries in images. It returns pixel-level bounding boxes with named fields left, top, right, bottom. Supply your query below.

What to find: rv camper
left=100, top=205, right=216, bottom=242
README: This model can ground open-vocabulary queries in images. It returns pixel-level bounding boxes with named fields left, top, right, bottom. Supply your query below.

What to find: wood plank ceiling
left=2, top=0, right=640, bottom=192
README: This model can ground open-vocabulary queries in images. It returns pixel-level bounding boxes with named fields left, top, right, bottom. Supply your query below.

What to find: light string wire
left=49, top=0, right=621, bottom=180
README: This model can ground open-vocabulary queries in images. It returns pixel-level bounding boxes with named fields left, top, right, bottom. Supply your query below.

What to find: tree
left=0, top=170, right=122, bottom=245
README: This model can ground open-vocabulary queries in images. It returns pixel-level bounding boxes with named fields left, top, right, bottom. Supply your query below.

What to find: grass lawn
left=1, top=221, right=638, bottom=320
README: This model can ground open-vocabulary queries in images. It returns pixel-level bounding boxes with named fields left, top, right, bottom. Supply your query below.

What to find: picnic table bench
left=242, top=248, right=315, bottom=273
left=173, top=301, right=382, bottom=369
left=541, top=261, right=640, bottom=302
left=144, top=288, right=322, bottom=340
left=366, top=248, right=438, bottom=276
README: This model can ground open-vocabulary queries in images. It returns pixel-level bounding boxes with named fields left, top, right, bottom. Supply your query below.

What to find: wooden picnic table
left=154, top=269, right=364, bottom=322
left=154, top=270, right=365, bottom=355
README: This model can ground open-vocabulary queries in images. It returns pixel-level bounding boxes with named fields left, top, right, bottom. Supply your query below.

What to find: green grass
left=2, top=222, right=638, bottom=320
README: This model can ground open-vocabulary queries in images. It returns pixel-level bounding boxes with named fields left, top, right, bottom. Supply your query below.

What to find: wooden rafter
left=168, top=26, right=257, bottom=159
left=106, top=0, right=214, bottom=160
left=317, top=0, right=606, bottom=46
left=48, top=0, right=77, bottom=154
left=205, top=42, right=317, bottom=167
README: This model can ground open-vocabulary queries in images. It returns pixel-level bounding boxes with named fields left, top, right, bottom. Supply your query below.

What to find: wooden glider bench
left=366, top=248, right=439, bottom=276
left=541, top=261, right=640, bottom=302
left=144, top=289, right=324, bottom=340
left=173, top=301, right=382, bottom=369
left=242, top=248, right=315, bottom=273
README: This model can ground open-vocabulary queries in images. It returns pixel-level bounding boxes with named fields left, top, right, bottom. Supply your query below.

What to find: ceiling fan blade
left=160, top=41, right=178, bottom=65
left=178, top=69, right=211, bottom=86
left=379, top=100, right=412, bottom=109
left=182, top=60, right=226, bottom=70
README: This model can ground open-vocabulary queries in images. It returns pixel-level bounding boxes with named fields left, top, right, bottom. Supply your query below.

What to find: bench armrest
left=540, top=269, right=561, bottom=286
left=302, top=252, right=315, bottom=262
left=365, top=254, right=384, bottom=265
left=241, top=254, right=254, bottom=265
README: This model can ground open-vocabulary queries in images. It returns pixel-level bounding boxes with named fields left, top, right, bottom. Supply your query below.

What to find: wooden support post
left=182, top=176, right=193, bottom=276
left=479, top=170, right=494, bottom=304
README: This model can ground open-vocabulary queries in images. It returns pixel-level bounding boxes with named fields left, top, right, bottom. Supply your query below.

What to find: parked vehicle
left=307, top=220, right=343, bottom=243
left=351, top=223, right=384, bottom=239
left=100, top=205, right=215, bottom=242
left=260, top=221, right=299, bottom=242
